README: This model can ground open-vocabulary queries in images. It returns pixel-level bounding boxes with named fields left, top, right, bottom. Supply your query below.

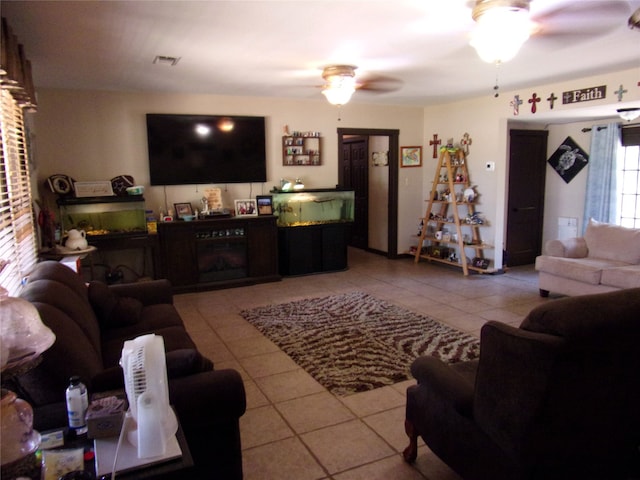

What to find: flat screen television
left=146, top=114, right=267, bottom=185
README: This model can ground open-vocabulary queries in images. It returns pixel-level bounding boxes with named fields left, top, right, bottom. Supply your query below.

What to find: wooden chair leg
left=403, top=419, right=418, bottom=463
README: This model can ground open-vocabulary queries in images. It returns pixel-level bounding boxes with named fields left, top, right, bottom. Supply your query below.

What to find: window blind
left=0, top=89, right=37, bottom=295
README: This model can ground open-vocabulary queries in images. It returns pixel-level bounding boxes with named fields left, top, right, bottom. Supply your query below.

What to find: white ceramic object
left=65, top=229, right=88, bottom=250
left=463, top=188, right=475, bottom=203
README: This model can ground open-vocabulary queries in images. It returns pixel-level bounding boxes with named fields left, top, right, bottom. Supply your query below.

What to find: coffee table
left=39, top=420, right=193, bottom=480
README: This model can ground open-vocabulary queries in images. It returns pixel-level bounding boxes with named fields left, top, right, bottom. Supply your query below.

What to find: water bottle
left=66, top=376, right=88, bottom=435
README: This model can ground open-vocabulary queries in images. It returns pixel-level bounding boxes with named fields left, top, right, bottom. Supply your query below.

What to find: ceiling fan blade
left=357, top=74, right=403, bottom=94
left=531, top=0, right=630, bottom=37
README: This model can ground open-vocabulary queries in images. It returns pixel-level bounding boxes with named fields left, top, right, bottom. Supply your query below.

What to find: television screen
left=146, top=114, right=267, bottom=185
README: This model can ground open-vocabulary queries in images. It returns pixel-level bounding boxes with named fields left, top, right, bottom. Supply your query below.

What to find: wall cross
left=429, top=134, right=441, bottom=158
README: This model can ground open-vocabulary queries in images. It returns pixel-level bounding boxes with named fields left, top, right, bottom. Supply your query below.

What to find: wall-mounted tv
left=146, top=114, right=267, bottom=185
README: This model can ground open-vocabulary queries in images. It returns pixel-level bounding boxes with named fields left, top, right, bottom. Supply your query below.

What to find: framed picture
left=234, top=199, right=258, bottom=216
left=174, top=202, right=193, bottom=219
left=256, top=195, right=273, bottom=215
left=401, top=146, right=422, bottom=168
left=547, top=136, right=589, bottom=184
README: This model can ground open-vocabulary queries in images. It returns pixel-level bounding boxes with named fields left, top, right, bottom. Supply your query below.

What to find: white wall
left=31, top=66, right=639, bottom=262
left=422, top=67, right=640, bottom=270
left=33, top=90, right=424, bottom=255
left=542, top=119, right=593, bottom=245
left=368, top=135, right=389, bottom=252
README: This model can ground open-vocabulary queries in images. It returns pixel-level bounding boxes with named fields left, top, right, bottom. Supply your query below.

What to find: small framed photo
left=234, top=199, right=258, bottom=216
left=256, top=195, right=273, bottom=215
left=174, top=202, right=193, bottom=219
left=401, top=146, right=422, bottom=168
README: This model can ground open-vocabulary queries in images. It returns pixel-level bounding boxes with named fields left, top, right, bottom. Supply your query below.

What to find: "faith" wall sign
left=562, top=85, right=606, bottom=105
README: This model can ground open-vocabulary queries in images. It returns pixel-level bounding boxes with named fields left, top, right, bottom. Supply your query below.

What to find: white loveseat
left=535, top=220, right=640, bottom=297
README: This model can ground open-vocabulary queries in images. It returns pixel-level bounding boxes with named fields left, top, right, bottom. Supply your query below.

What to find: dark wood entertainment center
left=157, top=215, right=280, bottom=292
left=64, top=196, right=353, bottom=290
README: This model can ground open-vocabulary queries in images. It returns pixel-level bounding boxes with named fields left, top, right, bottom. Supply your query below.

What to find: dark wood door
left=338, top=128, right=399, bottom=258
left=341, top=137, right=369, bottom=249
left=506, top=129, right=548, bottom=266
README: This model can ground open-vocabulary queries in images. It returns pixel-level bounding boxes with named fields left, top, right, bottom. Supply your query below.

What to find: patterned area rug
left=240, top=291, right=480, bottom=396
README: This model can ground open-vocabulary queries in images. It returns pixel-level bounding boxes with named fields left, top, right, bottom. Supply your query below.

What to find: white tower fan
left=120, top=334, right=178, bottom=458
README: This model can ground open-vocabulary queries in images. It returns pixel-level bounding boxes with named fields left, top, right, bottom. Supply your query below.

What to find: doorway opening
left=338, top=128, right=400, bottom=258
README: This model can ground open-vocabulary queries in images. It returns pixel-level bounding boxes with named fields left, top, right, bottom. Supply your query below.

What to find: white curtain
left=583, top=123, right=620, bottom=233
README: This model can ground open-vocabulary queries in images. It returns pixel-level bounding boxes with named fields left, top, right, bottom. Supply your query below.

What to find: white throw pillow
left=584, top=219, right=640, bottom=264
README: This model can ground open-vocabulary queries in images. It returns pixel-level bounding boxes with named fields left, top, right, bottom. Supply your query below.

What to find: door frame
left=337, top=128, right=400, bottom=258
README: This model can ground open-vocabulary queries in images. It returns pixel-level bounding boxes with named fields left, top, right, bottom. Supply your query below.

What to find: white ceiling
left=2, top=0, right=640, bottom=108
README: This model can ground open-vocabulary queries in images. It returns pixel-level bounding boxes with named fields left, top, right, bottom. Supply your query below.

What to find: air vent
left=153, top=55, right=181, bottom=66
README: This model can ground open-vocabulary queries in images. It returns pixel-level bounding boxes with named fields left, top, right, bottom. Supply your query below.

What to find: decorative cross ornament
left=528, top=93, right=541, bottom=114
left=614, top=84, right=628, bottom=101
left=460, top=133, right=472, bottom=156
left=547, top=92, right=558, bottom=109
left=510, top=95, right=523, bottom=116
left=429, top=134, right=441, bottom=158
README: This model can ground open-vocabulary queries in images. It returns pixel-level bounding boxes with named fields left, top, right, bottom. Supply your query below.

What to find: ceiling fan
left=318, top=1, right=632, bottom=105
left=469, top=0, right=632, bottom=64
left=320, top=65, right=402, bottom=106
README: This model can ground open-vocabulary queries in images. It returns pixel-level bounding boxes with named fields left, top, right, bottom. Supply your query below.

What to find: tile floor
left=173, top=248, right=550, bottom=480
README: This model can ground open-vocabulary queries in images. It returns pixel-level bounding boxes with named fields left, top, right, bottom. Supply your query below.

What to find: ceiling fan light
left=321, top=65, right=357, bottom=106
left=322, top=76, right=356, bottom=106
left=470, top=6, right=531, bottom=63
left=617, top=108, right=640, bottom=122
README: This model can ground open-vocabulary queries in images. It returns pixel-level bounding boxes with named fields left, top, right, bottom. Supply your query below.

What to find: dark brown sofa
left=403, top=288, right=640, bottom=480
left=15, top=261, right=246, bottom=479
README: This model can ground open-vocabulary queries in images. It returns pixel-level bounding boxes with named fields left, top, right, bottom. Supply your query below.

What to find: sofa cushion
left=584, top=220, right=640, bottom=264
left=20, top=279, right=102, bottom=357
left=166, top=349, right=214, bottom=377
left=26, top=261, right=90, bottom=303
left=534, top=255, right=627, bottom=285
left=15, top=302, right=106, bottom=406
left=88, top=281, right=143, bottom=329
left=600, top=265, right=640, bottom=289
left=99, top=304, right=186, bottom=346
left=101, top=325, right=200, bottom=368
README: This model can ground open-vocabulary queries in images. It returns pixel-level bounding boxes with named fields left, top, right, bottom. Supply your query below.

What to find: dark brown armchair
left=403, top=288, right=640, bottom=480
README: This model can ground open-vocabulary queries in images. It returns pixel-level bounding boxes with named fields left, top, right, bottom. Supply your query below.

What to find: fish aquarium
left=57, top=196, right=147, bottom=237
left=271, top=188, right=354, bottom=227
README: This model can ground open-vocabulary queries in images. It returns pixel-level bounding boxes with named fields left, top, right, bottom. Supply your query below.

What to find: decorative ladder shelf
left=414, top=148, right=496, bottom=275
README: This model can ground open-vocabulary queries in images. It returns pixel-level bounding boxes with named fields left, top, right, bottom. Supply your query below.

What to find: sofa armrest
left=410, top=355, right=475, bottom=417
left=169, top=369, right=246, bottom=480
left=169, top=369, right=246, bottom=425
left=92, top=349, right=213, bottom=393
left=108, top=279, right=173, bottom=305
left=36, top=370, right=245, bottom=431
left=544, top=237, right=588, bottom=258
